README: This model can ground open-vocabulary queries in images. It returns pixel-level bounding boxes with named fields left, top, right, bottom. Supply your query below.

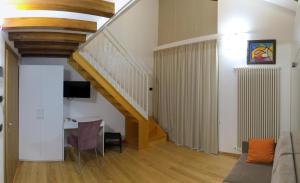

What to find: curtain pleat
left=153, top=40, right=218, bottom=154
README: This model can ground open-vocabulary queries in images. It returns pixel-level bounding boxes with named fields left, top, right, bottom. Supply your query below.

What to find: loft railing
left=79, top=28, right=149, bottom=119
left=79, top=0, right=140, bottom=49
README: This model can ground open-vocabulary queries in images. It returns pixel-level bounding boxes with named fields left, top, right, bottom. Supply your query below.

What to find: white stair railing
left=79, top=29, right=149, bottom=119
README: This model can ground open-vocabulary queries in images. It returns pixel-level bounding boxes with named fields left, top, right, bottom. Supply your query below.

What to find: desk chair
left=67, top=121, right=101, bottom=166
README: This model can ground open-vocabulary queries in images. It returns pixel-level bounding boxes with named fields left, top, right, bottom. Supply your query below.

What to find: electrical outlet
left=233, top=146, right=242, bottom=152
left=36, top=109, right=44, bottom=120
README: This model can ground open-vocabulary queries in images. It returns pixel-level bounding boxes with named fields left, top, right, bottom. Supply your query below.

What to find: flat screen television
left=64, top=81, right=91, bottom=98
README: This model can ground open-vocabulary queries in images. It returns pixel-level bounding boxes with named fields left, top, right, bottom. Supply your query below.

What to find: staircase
left=148, top=118, right=168, bottom=145
left=70, top=51, right=166, bottom=150
left=67, top=0, right=167, bottom=150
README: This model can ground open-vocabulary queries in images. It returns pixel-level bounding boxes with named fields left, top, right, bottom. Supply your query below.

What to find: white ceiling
left=264, top=0, right=297, bottom=12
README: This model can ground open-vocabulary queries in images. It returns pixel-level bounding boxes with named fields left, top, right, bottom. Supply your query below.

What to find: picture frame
left=247, top=40, right=276, bottom=65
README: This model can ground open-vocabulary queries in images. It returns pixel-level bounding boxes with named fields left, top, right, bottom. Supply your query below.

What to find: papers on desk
left=75, top=116, right=102, bottom=123
left=64, top=120, right=78, bottom=130
left=64, top=117, right=103, bottom=130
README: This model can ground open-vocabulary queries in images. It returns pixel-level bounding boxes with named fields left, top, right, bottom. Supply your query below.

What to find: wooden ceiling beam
left=9, top=32, right=86, bottom=43
left=19, top=48, right=75, bottom=53
left=14, top=41, right=78, bottom=51
left=10, top=0, right=115, bottom=18
left=20, top=50, right=73, bottom=55
left=3, top=18, right=97, bottom=33
left=22, top=54, right=71, bottom=58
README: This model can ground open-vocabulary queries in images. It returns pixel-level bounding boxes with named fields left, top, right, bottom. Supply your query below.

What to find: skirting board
left=219, top=152, right=241, bottom=158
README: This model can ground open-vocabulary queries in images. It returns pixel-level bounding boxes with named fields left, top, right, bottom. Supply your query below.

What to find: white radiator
left=236, top=67, right=280, bottom=149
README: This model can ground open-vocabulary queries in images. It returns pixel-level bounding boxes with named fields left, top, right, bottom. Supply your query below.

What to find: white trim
left=154, top=34, right=219, bottom=51
left=264, top=0, right=297, bottom=12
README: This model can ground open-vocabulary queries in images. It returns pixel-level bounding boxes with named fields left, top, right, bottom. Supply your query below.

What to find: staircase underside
left=70, top=52, right=167, bottom=150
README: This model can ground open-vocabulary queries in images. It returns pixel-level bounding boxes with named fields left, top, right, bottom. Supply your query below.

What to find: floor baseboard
left=219, top=151, right=241, bottom=158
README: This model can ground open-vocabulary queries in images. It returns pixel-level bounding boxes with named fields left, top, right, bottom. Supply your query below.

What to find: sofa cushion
left=271, top=132, right=296, bottom=183
left=271, top=154, right=296, bottom=183
left=291, top=132, right=300, bottom=182
left=273, top=132, right=293, bottom=172
left=223, top=154, right=272, bottom=183
left=294, top=154, right=300, bottom=183
left=292, top=132, right=300, bottom=153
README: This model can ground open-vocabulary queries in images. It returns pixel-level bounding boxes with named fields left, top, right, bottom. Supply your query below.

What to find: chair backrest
left=78, top=120, right=101, bottom=151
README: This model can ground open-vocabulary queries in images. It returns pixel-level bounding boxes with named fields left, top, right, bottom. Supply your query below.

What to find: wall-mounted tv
left=64, top=81, right=90, bottom=98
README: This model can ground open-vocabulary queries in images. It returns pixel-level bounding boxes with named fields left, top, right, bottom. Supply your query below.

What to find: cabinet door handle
left=8, top=122, right=13, bottom=126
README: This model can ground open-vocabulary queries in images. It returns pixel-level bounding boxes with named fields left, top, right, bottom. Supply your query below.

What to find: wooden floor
left=13, top=142, right=237, bottom=183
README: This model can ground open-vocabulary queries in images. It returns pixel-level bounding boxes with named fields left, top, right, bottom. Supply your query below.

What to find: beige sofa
left=223, top=132, right=299, bottom=183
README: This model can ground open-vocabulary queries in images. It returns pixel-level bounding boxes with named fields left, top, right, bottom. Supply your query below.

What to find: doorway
left=4, top=43, right=19, bottom=183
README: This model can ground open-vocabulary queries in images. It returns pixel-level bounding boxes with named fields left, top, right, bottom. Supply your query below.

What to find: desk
left=64, top=117, right=105, bottom=157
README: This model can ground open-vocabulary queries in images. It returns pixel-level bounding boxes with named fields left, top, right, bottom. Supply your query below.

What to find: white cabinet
left=19, top=65, right=64, bottom=161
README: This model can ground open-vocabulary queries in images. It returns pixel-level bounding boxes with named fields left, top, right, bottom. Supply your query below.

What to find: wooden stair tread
left=148, top=118, right=167, bottom=144
left=149, top=132, right=166, bottom=141
left=149, top=126, right=167, bottom=137
left=148, top=130, right=167, bottom=146
left=149, top=120, right=157, bottom=132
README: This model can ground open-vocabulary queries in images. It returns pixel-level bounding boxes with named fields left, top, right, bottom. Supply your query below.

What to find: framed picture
left=247, top=40, right=276, bottom=64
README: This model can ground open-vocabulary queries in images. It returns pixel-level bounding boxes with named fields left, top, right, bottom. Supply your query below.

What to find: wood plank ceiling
left=12, top=0, right=115, bottom=17
left=2, top=0, right=115, bottom=58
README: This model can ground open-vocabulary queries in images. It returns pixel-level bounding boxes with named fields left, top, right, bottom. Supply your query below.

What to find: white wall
left=291, top=2, right=300, bottom=132
left=107, top=0, right=159, bottom=74
left=218, top=0, right=295, bottom=153
left=21, top=58, right=125, bottom=137
left=107, top=0, right=131, bottom=13
left=158, top=0, right=217, bottom=45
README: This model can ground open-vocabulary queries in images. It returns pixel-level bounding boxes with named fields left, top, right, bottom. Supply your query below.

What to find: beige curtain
left=153, top=40, right=218, bottom=154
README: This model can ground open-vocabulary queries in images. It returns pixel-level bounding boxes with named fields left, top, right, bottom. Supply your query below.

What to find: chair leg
left=78, top=151, right=81, bottom=168
left=64, top=148, right=67, bottom=160
left=94, top=148, right=102, bottom=168
left=95, top=148, right=98, bottom=158
left=120, top=137, right=122, bottom=153
left=73, top=150, right=82, bottom=174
